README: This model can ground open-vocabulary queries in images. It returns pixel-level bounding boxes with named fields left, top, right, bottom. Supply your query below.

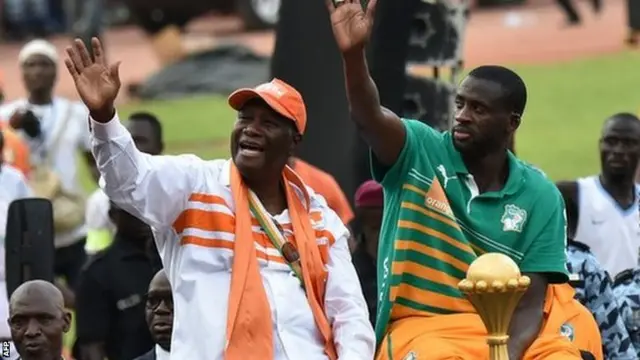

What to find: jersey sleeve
left=518, top=185, right=569, bottom=283
left=370, top=119, right=443, bottom=187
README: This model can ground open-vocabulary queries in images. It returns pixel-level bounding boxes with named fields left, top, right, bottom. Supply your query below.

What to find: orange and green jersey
left=371, top=119, right=568, bottom=343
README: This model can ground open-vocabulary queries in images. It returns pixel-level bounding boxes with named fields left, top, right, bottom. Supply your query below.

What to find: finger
left=64, top=58, right=79, bottom=81
left=65, top=46, right=85, bottom=74
left=366, top=0, right=378, bottom=20
left=109, top=61, right=122, bottom=89
left=334, top=0, right=345, bottom=7
left=74, top=38, right=93, bottom=67
left=92, top=37, right=106, bottom=66
left=325, top=0, right=335, bottom=13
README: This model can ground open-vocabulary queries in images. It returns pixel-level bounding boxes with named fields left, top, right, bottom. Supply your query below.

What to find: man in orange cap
left=64, top=37, right=375, bottom=360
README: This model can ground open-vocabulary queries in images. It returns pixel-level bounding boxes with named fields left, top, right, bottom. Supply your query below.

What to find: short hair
left=128, top=111, right=163, bottom=143
left=607, top=112, right=640, bottom=125
left=467, top=65, right=527, bottom=115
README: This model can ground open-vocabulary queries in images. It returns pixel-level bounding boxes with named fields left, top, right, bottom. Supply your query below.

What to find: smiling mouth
left=238, top=140, right=265, bottom=156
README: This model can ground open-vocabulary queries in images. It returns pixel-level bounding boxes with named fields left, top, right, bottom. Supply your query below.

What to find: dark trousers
left=556, top=0, right=580, bottom=23
left=54, top=238, right=87, bottom=290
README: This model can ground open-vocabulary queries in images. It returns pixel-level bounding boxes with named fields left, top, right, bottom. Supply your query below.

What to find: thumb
left=109, top=61, right=122, bottom=88
left=366, top=0, right=378, bottom=23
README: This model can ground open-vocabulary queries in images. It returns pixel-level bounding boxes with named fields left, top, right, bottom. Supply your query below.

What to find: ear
left=509, top=113, right=521, bottom=132
left=289, top=132, right=302, bottom=155
left=62, top=310, right=72, bottom=333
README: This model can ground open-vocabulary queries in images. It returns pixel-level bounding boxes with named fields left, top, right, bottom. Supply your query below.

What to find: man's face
left=108, top=203, right=152, bottom=238
left=599, top=119, right=640, bottom=179
left=127, top=120, right=162, bottom=155
left=453, top=76, right=516, bottom=157
left=145, top=276, right=173, bottom=350
left=8, top=293, right=70, bottom=360
left=21, top=55, right=56, bottom=94
left=230, top=99, right=298, bottom=180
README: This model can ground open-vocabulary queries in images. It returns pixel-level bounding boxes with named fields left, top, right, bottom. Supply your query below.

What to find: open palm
left=65, top=38, right=121, bottom=122
left=326, top=0, right=378, bottom=54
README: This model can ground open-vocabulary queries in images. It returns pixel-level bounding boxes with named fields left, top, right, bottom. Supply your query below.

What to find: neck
left=599, top=174, right=636, bottom=207
left=364, top=238, right=377, bottom=261
left=246, top=174, right=287, bottom=215
left=159, top=343, right=170, bottom=352
left=28, top=91, right=53, bottom=105
left=462, top=150, right=509, bottom=193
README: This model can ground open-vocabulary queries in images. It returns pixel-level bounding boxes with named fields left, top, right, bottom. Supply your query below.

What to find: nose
left=24, top=319, right=42, bottom=337
left=155, top=300, right=172, bottom=314
left=454, top=105, right=472, bottom=125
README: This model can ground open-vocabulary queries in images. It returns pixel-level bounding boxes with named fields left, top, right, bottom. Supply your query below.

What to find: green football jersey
left=372, top=119, right=568, bottom=342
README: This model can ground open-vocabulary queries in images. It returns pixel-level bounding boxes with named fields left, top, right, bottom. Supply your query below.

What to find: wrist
left=90, top=107, right=116, bottom=123
left=342, top=47, right=367, bottom=63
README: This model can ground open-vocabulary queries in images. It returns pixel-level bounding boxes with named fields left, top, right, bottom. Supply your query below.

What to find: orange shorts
left=376, top=286, right=584, bottom=360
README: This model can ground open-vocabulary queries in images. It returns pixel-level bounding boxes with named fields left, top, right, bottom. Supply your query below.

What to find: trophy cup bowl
left=458, top=253, right=531, bottom=360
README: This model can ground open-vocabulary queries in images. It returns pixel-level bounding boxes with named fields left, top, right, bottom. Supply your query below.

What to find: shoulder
left=81, top=250, right=110, bottom=274
left=308, top=187, right=349, bottom=244
left=518, top=164, right=564, bottom=208
left=0, top=100, right=24, bottom=119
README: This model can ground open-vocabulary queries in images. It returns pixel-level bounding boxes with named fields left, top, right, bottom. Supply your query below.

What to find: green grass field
left=76, top=50, right=640, bottom=189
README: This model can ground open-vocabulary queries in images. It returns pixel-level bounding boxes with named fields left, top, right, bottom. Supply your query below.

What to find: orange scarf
left=226, top=163, right=337, bottom=360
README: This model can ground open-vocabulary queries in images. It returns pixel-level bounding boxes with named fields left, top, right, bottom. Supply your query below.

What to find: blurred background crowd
left=1, top=0, right=640, bottom=359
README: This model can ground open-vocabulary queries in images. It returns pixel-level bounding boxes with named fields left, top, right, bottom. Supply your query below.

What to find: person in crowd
left=554, top=0, right=601, bottom=26
left=626, top=0, right=640, bottom=46
left=75, top=200, right=156, bottom=360
left=8, top=280, right=72, bottom=360
left=134, top=269, right=173, bottom=360
left=557, top=113, right=640, bottom=278
left=84, top=112, right=165, bottom=256
left=0, top=39, right=96, bottom=293
left=0, top=124, right=31, bottom=178
left=613, top=269, right=640, bottom=358
left=0, top=131, right=33, bottom=360
left=566, top=239, right=637, bottom=358
left=289, top=157, right=354, bottom=228
left=327, top=1, right=580, bottom=358
left=351, top=179, right=382, bottom=328
left=3, top=0, right=54, bottom=40
left=65, top=37, right=375, bottom=360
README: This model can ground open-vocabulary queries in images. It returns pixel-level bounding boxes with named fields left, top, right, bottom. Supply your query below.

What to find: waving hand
left=326, top=0, right=378, bottom=55
left=64, top=38, right=121, bottom=123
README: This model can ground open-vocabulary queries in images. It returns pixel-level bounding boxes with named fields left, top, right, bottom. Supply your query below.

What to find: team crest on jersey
left=560, top=323, right=574, bottom=341
left=501, top=204, right=527, bottom=232
left=402, top=351, right=418, bottom=360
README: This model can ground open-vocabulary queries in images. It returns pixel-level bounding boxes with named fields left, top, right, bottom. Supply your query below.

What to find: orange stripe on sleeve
left=173, top=209, right=235, bottom=234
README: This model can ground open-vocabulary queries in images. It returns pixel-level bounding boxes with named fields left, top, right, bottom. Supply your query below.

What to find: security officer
left=567, top=239, right=637, bottom=359
left=74, top=201, right=156, bottom=360
left=613, top=268, right=640, bottom=358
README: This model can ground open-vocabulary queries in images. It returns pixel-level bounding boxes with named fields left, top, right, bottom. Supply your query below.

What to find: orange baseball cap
left=228, top=78, right=307, bottom=135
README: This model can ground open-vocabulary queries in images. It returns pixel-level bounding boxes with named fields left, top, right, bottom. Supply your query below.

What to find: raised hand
left=64, top=38, right=121, bottom=123
left=326, top=0, right=378, bottom=55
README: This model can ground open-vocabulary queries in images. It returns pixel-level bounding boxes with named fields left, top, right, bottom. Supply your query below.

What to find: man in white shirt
left=65, top=37, right=374, bottom=360
left=0, top=131, right=32, bottom=360
left=557, top=113, right=640, bottom=278
left=0, top=39, right=95, bottom=291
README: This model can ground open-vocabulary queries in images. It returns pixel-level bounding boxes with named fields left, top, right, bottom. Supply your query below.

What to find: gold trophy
left=458, top=253, right=531, bottom=360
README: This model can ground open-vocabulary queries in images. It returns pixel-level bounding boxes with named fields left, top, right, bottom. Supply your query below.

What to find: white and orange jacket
left=90, top=113, right=375, bottom=360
